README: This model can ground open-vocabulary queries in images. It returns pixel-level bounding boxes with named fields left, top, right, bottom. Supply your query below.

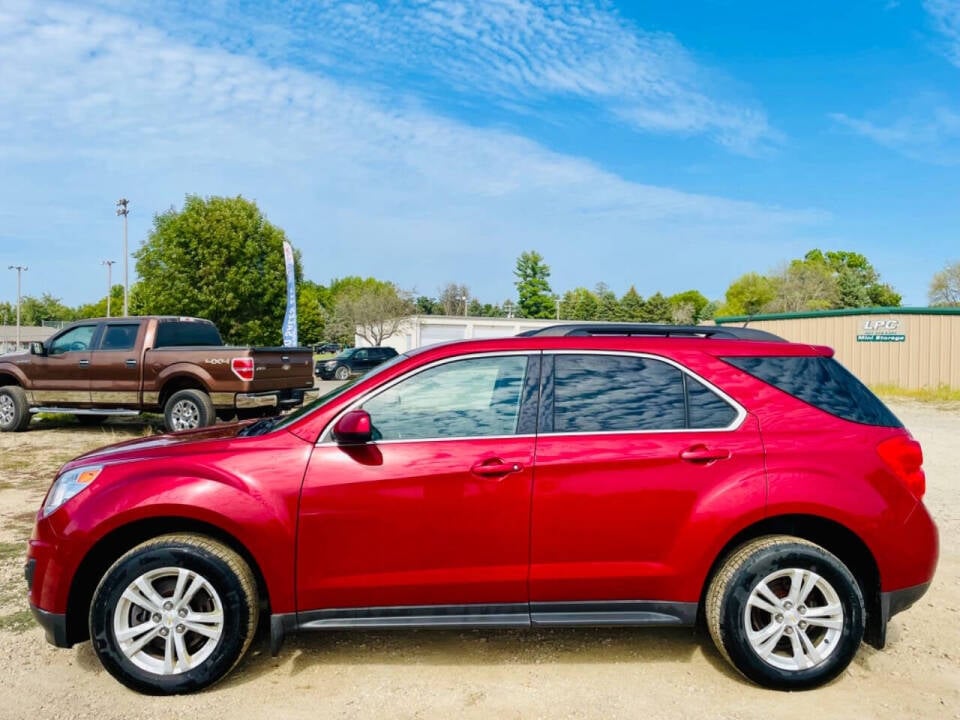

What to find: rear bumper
left=231, top=387, right=319, bottom=410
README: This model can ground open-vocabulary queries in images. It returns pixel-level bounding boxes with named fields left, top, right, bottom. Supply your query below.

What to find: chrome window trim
left=317, top=350, right=537, bottom=446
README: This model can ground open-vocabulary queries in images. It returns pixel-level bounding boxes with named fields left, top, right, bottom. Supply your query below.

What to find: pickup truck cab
left=0, top=316, right=317, bottom=432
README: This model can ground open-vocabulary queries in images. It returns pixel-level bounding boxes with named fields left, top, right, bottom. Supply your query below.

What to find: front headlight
left=43, top=465, right=102, bottom=517
left=324, top=361, right=337, bottom=368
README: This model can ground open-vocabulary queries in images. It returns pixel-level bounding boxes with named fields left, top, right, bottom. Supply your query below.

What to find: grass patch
left=0, top=541, right=26, bottom=560
left=871, top=384, right=960, bottom=404
left=0, top=609, right=35, bottom=633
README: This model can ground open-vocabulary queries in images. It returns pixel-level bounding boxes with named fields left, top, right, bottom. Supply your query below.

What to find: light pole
left=461, top=294, right=468, bottom=317
left=116, top=198, right=129, bottom=316
left=101, top=260, right=116, bottom=317
left=8, top=265, right=26, bottom=349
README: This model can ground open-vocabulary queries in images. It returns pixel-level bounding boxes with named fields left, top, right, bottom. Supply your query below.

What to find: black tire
left=706, top=535, right=864, bottom=690
left=334, top=365, right=350, bottom=381
left=75, top=414, right=107, bottom=426
left=163, top=389, right=215, bottom=432
left=89, top=533, right=259, bottom=695
left=0, top=386, right=31, bottom=432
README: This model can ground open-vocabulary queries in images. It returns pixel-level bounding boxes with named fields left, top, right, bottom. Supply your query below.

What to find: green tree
left=620, top=286, right=646, bottom=321
left=562, top=287, right=599, bottom=320
left=766, top=261, right=839, bottom=312
left=929, top=261, right=960, bottom=306
left=414, top=296, right=441, bottom=315
left=594, top=283, right=623, bottom=321
left=297, top=280, right=329, bottom=346
left=640, top=291, right=672, bottom=322
left=75, top=285, right=126, bottom=319
left=18, top=293, right=76, bottom=325
left=513, top=251, right=553, bottom=318
left=326, top=282, right=414, bottom=346
left=668, top=289, right=710, bottom=324
left=134, top=195, right=301, bottom=345
left=718, top=273, right=777, bottom=316
left=803, top=250, right=901, bottom=307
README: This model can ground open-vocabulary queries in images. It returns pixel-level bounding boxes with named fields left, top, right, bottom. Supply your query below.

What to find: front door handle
left=471, top=458, right=523, bottom=478
left=680, top=445, right=731, bottom=464
left=78, top=359, right=90, bottom=367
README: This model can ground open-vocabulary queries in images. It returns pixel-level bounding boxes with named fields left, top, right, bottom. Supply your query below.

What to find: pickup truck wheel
left=0, top=386, right=31, bottom=432
left=706, top=535, right=864, bottom=690
left=89, top=533, right=259, bottom=695
left=164, top=389, right=215, bottom=432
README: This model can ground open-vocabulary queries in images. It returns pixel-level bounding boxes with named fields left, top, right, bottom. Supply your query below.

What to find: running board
left=30, top=407, right=141, bottom=416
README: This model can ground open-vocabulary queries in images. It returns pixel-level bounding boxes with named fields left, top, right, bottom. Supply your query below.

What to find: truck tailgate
left=248, top=349, right=314, bottom=390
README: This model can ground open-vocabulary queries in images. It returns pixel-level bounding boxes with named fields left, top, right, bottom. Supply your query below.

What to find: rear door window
left=551, top=354, right=738, bottom=433
left=154, top=321, right=223, bottom=347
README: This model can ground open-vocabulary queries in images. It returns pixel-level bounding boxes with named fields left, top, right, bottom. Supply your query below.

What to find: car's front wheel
left=706, top=535, right=864, bottom=690
left=89, top=534, right=259, bottom=695
left=334, top=365, right=350, bottom=381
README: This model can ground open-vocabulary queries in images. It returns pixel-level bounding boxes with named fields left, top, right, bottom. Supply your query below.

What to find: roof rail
left=516, top=323, right=786, bottom=342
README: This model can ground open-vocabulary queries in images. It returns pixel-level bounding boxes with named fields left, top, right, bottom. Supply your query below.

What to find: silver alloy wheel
left=744, top=567, right=844, bottom=672
left=334, top=365, right=349, bottom=380
left=113, top=566, right=225, bottom=675
left=170, top=399, right=200, bottom=430
left=0, top=394, right=14, bottom=426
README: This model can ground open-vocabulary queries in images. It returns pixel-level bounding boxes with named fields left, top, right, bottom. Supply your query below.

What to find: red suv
left=25, top=324, right=938, bottom=694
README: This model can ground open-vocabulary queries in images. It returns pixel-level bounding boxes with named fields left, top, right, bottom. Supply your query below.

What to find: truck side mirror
left=30, top=342, right=46, bottom=356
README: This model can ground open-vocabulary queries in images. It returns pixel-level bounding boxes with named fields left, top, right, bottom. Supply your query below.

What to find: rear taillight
left=231, top=357, right=255, bottom=382
left=876, top=435, right=926, bottom=500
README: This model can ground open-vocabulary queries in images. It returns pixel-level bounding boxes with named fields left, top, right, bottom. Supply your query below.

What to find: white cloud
left=0, top=1, right=819, bottom=307
left=925, top=0, right=960, bottom=67
left=831, top=101, right=960, bottom=165
left=85, top=0, right=777, bottom=155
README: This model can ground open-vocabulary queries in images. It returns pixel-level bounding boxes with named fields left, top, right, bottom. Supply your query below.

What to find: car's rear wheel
left=334, top=365, right=350, bottom=381
left=164, top=389, right=215, bottom=431
left=89, top=534, right=259, bottom=695
left=706, top=535, right=864, bottom=690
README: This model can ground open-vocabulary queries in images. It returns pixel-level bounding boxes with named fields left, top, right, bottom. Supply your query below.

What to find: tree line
left=4, top=195, right=959, bottom=346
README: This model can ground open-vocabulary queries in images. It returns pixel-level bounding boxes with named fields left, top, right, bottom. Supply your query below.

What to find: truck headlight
left=43, top=465, right=102, bottom=517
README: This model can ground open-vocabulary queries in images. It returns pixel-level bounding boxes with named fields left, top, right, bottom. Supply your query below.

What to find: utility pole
left=101, top=260, right=116, bottom=317
left=116, top=198, right=129, bottom=316
left=461, top=293, right=468, bottom=317
left=8, top=265, right=27, bottom=348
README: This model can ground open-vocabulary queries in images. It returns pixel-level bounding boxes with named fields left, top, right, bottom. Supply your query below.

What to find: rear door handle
left=680, top=445, right=731, bottom=463
left=471, top=458, right=524, bottom=478
left=78, top=359, right=90, bottom=367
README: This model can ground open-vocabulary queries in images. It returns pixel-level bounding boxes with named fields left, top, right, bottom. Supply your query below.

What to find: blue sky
left=1, top=0, right=958, bottom=309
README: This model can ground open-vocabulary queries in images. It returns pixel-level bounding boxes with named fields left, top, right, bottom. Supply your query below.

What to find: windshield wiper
left=238, top=416, right=279, bottom=437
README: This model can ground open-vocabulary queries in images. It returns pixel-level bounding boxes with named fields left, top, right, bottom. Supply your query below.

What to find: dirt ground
left=0, top=401, right=957, bottom=720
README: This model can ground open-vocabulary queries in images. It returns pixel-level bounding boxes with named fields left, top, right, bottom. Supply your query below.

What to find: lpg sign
left=857, top=318, right=906, bottom=342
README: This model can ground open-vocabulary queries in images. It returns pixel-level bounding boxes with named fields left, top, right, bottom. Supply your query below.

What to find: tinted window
left=98, top=323, right=140, bottom=351
left=687, top=376, right=738, bottom=429
left=725, top=356, right=902, bottom=428
left=154, top=321, right=223, bottom=347
left=554, top=355, right=685, bottom=432
left=362, top=355, right=528, bottom=440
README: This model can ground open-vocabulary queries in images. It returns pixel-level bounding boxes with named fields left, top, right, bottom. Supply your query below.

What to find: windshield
left=269, top=351, right=411, bottom=433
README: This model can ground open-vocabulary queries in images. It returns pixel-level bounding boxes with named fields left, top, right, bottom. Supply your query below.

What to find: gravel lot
left=0, top=400, right=957, bottom=720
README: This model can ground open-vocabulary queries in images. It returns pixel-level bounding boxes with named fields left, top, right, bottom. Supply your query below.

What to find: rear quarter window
left=724, top=356, right=902, bottom=428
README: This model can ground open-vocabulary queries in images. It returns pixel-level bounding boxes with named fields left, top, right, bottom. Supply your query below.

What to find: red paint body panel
left=530, top=416, right=767, bottom=602
left=298, top=437, right=534, bottom=609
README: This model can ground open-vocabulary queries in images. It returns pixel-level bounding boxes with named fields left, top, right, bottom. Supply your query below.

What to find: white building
left=356, top=315, right=563, bottom=353
left=0, top=325, right=55, bottom=354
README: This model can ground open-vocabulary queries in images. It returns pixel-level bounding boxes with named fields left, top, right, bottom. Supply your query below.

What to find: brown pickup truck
left=0, top=316, right=318, bottom=432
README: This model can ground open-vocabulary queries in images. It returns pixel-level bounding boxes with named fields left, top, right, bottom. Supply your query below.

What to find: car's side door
left=297, top=353, right=539, bottom=622
left=88, top=321, right=144, bottom=407
left=27, top=323, right=100, bottom=406
left=529, top=352, right=766, bottom=622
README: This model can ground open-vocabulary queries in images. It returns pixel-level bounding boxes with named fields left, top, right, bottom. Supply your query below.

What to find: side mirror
left=333, top=409, right=373, bottom=444
left=30, top=342, right=46, bottom=356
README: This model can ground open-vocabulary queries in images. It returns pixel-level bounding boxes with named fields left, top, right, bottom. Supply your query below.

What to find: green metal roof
left=714, top=306, right=960, bottom=324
